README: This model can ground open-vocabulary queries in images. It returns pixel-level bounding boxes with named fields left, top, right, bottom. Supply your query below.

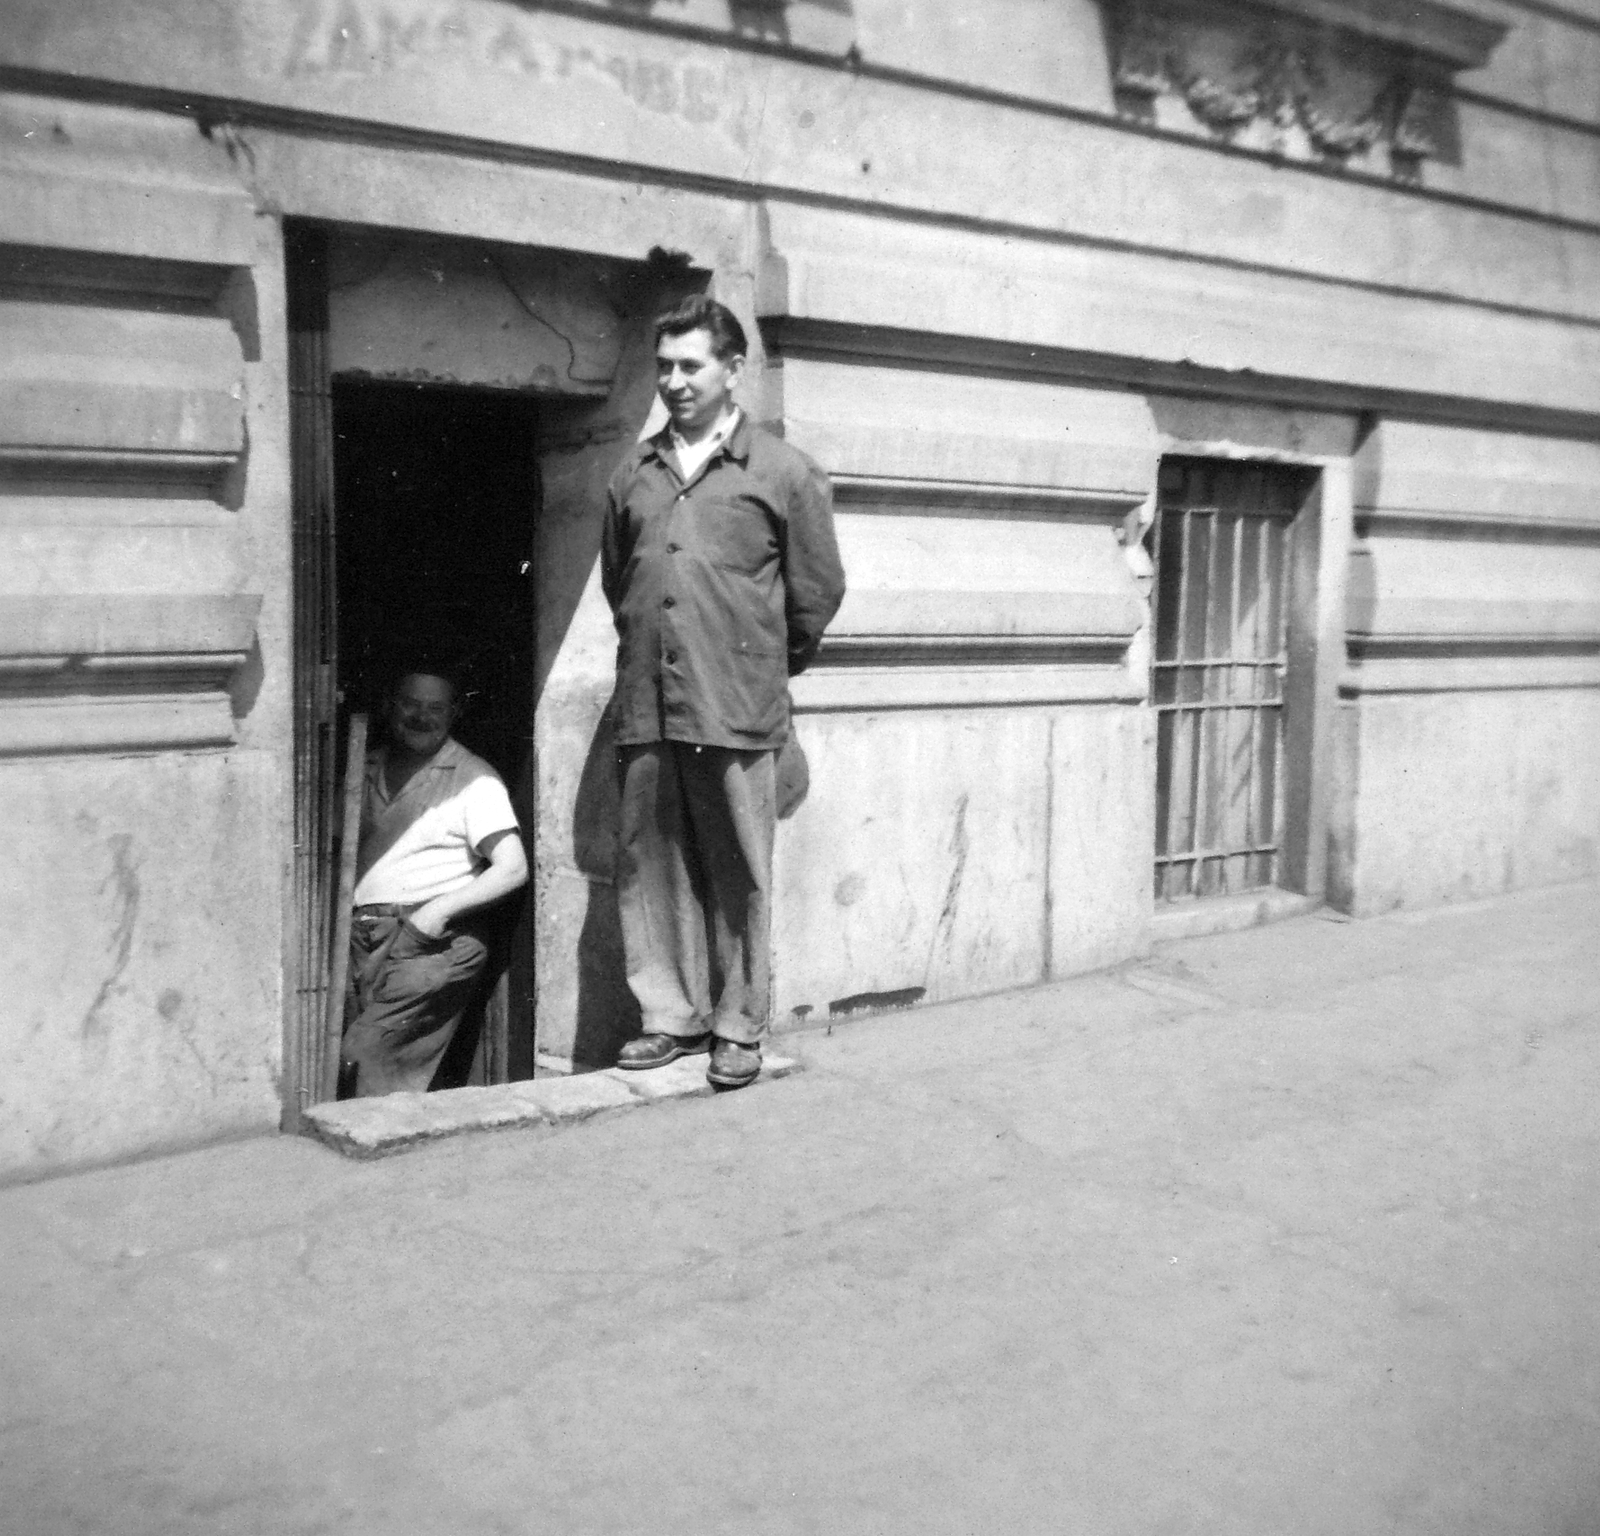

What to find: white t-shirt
left=352, top=738, right=519, bottom=907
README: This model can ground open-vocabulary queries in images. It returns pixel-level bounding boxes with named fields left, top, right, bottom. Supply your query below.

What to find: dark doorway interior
left=331, top=379, right=539, bottom=1083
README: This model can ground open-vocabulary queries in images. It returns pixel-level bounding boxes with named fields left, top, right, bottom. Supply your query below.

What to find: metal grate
left=1148, top=459, right=1304, bottom=903
left=285, top=223, right=341, bottom=1128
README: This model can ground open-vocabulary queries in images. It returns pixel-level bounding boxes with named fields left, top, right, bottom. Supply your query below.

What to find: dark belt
left=353, top=901, right=426, bottom=918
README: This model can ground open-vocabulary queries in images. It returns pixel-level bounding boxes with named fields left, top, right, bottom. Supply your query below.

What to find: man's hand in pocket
left=408, top=903, right=450, bottom=940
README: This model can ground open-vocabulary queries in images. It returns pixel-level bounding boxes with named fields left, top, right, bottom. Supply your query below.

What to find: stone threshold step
left=303, top=1053, right=801, bottom=1160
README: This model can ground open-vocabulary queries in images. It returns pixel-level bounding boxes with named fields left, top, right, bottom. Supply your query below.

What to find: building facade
left=3, top=0, right=1597, bottom=1179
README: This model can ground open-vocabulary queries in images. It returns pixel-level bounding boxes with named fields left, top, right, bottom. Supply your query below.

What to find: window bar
left=1225, top=510, right=1246, bottom=894
left=1152, top=656, right=1282, bottom=669
left=1246, top=512, right=1269, bottom=884
left=1152, top=505, right=1164, bottom=889
left=1168, top=502, right=1193, bottom=898
left=1155, top=698, right=1285, bottom=710
left=1269, top=519, right=1293, bottom=885
left=1194, top=499, right=1220, bottom=896
left=1156, top=841, right=1280, bottom=867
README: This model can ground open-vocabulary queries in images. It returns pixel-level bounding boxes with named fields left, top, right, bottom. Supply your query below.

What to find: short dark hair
left=654, top=295, right=748, bottom=361
left=388, top=658, right=463, bottom=707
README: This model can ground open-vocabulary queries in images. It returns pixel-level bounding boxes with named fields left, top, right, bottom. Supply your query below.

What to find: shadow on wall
left=568, top=710, right=815, bottom=1068
left=571, top=704, right=632, bottom=1070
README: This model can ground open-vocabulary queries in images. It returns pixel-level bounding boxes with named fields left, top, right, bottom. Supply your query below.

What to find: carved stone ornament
left=1104, top=0, right=1499, bottom=178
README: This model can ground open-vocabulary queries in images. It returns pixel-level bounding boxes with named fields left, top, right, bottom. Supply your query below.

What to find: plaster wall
left=0, top=751, right=283, bottom=1176
left=326, top=231, right=624, bottom=394
left=772, top=701, right=1152, bottom=1022
left=1331, top=689, right=1600, bottom=915
left=1335, top=420, right=1600, bottom=913
left=768, top=356, right=1154, bottom=1025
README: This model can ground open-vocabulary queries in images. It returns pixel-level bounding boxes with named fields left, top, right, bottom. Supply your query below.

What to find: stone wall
left=0, top=95, right=288, bottom=1176
left=1334, top=422, right=1600, bottom=913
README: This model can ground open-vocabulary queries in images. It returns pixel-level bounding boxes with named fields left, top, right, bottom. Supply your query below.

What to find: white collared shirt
left=670, top=407, right=741, bottom=483
left=352, top=737, right=519, bottom=906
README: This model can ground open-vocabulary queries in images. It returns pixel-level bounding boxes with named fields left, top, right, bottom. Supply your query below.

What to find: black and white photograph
left=2, top=0, right=1598, bottom=1529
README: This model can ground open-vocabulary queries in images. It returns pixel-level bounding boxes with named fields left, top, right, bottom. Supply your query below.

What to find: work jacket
left=601, top=415, right=846, bottom=750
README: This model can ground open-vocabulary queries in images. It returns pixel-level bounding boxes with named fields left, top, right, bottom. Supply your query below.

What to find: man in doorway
left=342, top=666, right=528, bottom=1097
left=602, top=295, right=846, bottom=1088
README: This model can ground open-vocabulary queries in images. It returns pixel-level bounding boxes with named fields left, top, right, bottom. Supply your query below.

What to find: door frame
left=282, top=218, right=545, bottom=1115
left=1141, top=403, right=1355, bottom=937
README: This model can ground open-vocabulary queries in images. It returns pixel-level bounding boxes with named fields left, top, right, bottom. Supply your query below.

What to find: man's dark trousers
left=343, top=909, right=490, bottom=1095
left=616, top=741, right=775, bottom=1046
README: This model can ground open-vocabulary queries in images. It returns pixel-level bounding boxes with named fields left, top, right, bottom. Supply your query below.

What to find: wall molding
left=791, top=582, right=1146, bottom=711
left=0, top=690, right=242, bottom=755
left=829, top=473, right=1143, bottom=520
left=768, top=316, right=1600, bottom=442
left=1342, top=640, right=1600, bottom=694
left=1354, top=508, right=1600, bottom=539
left=792, top=663, right=1145, bottom=713
left=0, top=594, right=260, bottom=754
left=1345, top=595, right=1600, bottom=642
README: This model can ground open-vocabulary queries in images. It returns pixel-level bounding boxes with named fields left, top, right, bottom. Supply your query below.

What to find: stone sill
left=1150, top=888, right=1320, bottom=943
left=303, top=1054, right=800, bottom=1160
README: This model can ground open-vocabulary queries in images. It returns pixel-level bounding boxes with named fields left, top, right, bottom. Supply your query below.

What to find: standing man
left=602, top=296, right=845, bottom=1088
left=342, top=665, right=528, bottom=1097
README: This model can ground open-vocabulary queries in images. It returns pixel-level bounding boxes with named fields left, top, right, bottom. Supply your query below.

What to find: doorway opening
left=1147, top=456, right=1318, bottom=904
left=330, top=379, right=539, bottom=1086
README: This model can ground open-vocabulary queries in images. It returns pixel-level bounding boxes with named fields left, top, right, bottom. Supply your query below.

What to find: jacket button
left=666, top=542, right=680, bottom=553
left=665, top=651, right=677, bottom=664
left=663, top=595, right=675, bottom=608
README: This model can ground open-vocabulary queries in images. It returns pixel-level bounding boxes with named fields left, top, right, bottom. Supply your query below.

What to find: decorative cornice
left=1103, top=0, right=1509, bottom=178
left=1236, top=0, right=1510, bottom=71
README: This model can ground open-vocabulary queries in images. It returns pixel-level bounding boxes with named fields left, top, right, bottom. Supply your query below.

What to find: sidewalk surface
left=4, top=883, right=1598, bottom=1535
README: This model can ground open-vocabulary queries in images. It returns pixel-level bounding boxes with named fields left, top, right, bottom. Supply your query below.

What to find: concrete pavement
left=4, top=882, right=1599, bottom=1535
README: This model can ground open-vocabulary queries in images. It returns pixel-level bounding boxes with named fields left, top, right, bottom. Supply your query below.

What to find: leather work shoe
left=616, top=1031, right=711, bottom=1070
left=706, top=1038, right=761, bottom=1089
